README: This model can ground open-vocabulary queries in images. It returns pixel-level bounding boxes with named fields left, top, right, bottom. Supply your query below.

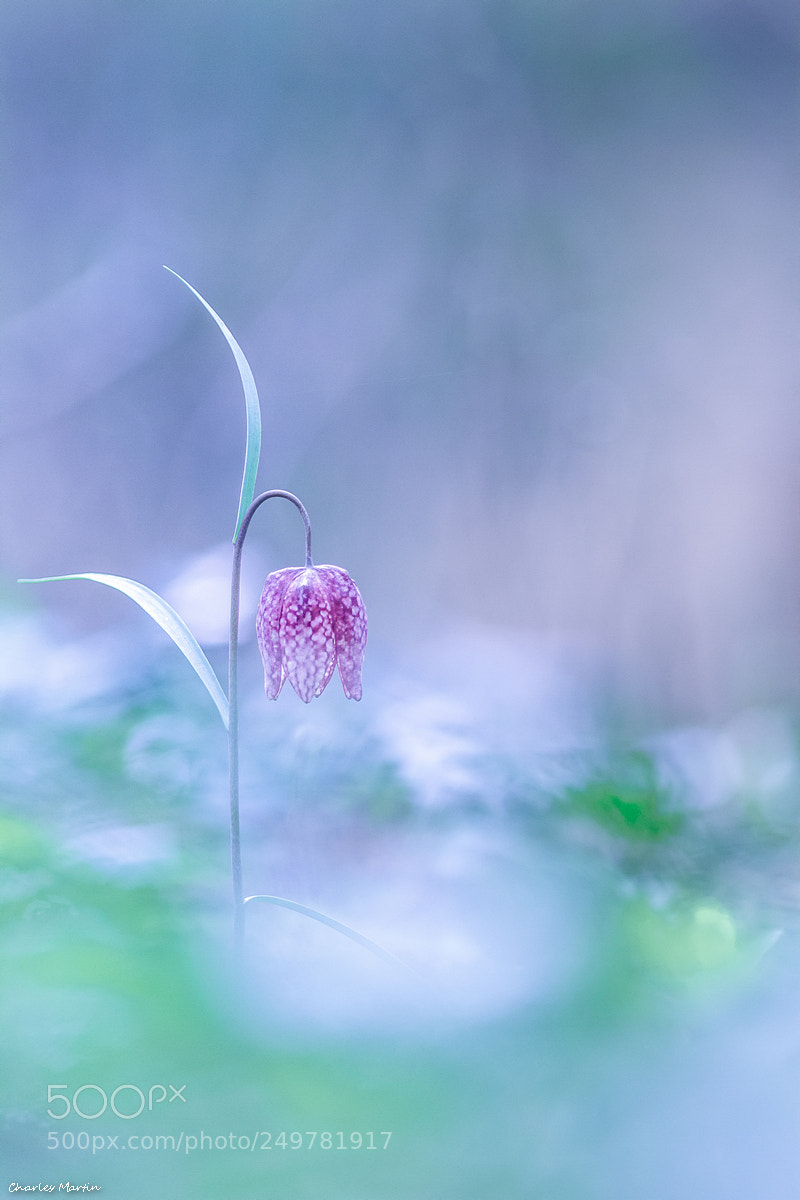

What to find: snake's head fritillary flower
left=255, top=564, right=367, bottom=702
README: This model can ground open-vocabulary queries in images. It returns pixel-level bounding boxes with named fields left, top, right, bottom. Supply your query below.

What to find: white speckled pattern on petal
left=255, top=563, right=367, bottom=702
left=315, top=565, right=368, bottom=701
left=279, top=569, right=336, bottom=703
left=255, top=567, right=301, bottom=699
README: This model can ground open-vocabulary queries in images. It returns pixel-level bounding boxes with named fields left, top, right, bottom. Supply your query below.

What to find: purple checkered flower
left=256, top=564, right=367, bottom=702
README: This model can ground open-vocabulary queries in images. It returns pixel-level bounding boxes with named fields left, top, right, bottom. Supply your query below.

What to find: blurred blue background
left=2, top=0, right=798, bottom=720
left=1, top=1, right=800, bottom=1197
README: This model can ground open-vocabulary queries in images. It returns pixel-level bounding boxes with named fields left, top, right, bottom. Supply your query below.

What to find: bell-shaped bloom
left=256, top=564, right=367, bottom=702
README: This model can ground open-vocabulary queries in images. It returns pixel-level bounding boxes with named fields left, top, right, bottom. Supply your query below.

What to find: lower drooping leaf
left=19, top=572, right=229, bottom=729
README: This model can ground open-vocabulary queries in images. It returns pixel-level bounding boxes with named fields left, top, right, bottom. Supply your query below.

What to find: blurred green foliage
left=562, top=752, right=683, bottom=840
left=1, top=624, right=797, bottom=1198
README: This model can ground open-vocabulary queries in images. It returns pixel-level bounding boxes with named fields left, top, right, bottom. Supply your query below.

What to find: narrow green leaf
left=19, top=573, right=229, bottom=729
left=244, top=894, right=411, bottom=973
left=164, top=266, right=261, bottom=542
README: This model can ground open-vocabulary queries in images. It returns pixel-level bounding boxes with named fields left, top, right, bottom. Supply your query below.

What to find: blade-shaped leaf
left=19, top=573, right=229, bottom=729
left=164, top=266, right=261, bottom=542
left=243, top=894, right=411, bottom=972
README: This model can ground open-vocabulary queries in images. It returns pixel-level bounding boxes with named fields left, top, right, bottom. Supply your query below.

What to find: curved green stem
left=229, top=490, right=312, bottom=951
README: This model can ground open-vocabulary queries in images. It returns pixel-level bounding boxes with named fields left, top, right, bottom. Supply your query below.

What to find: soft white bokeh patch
left=63, top=823, right=176, bottom=876
left=222, top=828, right=584, bottom=1036
left=163, top=541, right=261, bottom=646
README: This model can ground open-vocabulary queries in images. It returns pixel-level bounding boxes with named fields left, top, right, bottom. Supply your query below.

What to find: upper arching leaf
left=164, top=266, right=261, bottom=542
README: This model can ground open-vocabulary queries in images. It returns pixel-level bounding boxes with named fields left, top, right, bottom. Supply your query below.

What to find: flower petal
left=255, top=567, right=301, bottom=699
left=279, top=568, right=337, bottom=703
left=316, top=565, right=367, bottom=701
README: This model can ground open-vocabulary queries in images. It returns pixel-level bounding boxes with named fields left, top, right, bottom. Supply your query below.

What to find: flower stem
left=228, top=490, right=313, bottom=951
